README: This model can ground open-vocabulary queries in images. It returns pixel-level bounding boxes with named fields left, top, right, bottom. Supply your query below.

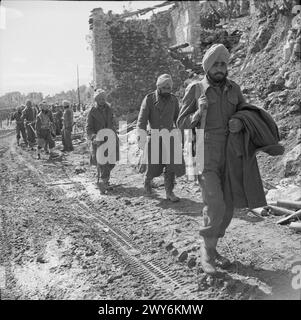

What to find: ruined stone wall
left=89, top=2, right=263, bottom=120
left=168, top=1, right=202, bottom=60
left=89, top=8, right=117, bottom=90
left=89, top=9, right=186, bottom=120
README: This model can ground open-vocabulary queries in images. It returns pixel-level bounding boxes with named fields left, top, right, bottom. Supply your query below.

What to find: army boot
left=102, top=177, right=113, bottom=190
left=37, top=148, right=41, bottom=160
left=212, top=238, right=231, bottom=268
left=200, top=237, right=217, bottom=275
left=144, top=177, right=153, bottom=196
left=164, top=172, right=180, bottom=202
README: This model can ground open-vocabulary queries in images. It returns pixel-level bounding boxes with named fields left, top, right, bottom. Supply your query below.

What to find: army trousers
left=16, top=124, right=27, bottom=145
left=25, top=123, right=36, bottom=147
left=90, top=143, right=115, bottom=182
left=62, top=127, right=74, bottom=151
left=198, top=135, right=234, bottom=239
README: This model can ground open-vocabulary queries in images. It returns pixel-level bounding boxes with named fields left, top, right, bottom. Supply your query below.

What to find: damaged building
left=87, top=0, right=283, bottom=119
left=88, top=1, right=191, bottom=119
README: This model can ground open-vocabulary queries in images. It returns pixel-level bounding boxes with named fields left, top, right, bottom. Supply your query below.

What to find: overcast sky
left=0, top=1, right=165, bottom=96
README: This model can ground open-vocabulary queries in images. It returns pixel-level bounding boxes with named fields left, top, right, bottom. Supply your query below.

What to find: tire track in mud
left=0, top=204, right=12, bottom=300
left=12, top=149, right=200, bottom=299
left=9, top=138, right=295, bottom=300
left=71, top=201, right=194, bottom=299
left=0, top=130, right=15, bottom=157
left=1, top=141, right=143, bottom=299
left=15, top=145, right=268, bottom=300
left=0, top=133, right=21, bottom=299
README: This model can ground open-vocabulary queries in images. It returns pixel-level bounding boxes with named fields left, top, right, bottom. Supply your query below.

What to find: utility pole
left=77, top=65, right=80, bottom=108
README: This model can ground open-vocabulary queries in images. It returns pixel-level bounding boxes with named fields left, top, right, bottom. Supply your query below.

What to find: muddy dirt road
left=0, top=132, right=300, bottom=300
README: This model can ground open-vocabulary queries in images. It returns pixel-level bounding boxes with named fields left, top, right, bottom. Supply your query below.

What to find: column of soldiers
left=87, top=44, right=283, bottom=275
left=7, top=43, right=283, bottom=276
left=10, top=99, right=74, bottom=159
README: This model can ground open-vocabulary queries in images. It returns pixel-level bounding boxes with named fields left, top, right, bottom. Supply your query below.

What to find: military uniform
left=36, top=110, right=55, bottom=151
left=177, top=76, right=246, bottom=238
left=137, top=90, right=185, bottom=194
left=54, top=109, right=63, bottom=135
left=86, top=103, right=118, bottom=182
left=22, top=104, right=36, bottom=147
left=11, top=110, right=27, bottom=145
left=62, top=108, right=74, bottom=151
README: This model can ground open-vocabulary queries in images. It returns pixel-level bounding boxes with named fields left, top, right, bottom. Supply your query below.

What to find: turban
left=202, top=44, right=230, bottom=73
left=62, top=100, right=70, bottom=107
left=156, top=74, right=173, bottom=88
left=94, top=88, right=106, bottom=100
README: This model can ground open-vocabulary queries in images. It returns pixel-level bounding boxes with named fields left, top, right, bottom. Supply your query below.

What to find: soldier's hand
left=197, top=96, right=208, bottom=114
left=90, top=134, right=96, bottom=143
left=94, top=140, right=102, bottom=147
left=229, top=118, right=243, bottom=133
left=92, top=138, right=99, bottom=146
left=137, top=136, right=146, bottom=149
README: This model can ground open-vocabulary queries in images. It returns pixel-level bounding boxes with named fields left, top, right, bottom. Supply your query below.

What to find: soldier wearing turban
left=137, top=74, right=185, bottom=201
left=156, top=74, right=173, bottom=93
left=201, top=43, right=230, bottom=74
left=177, top=44, right=280, bottom=274
left=86, top=88, right=118, bottom=190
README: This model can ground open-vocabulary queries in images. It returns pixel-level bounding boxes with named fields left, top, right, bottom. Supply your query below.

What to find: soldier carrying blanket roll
left=177, top=43, right=284, bottom=275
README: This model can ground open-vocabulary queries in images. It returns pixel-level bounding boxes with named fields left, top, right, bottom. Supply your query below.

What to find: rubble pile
left=224, top=6, right=301, bottom=197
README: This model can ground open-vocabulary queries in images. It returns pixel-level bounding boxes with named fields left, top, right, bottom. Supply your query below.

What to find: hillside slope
left=226, top=12, right=300, bottom=187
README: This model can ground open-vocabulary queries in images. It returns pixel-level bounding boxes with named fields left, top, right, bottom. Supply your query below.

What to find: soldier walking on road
left=22, top=99, right=36, bottom=150
left=36, top=101, right=57, bottom=160
left=177, top=44, right=283, bottom=275
left=86, top=89, right=119, bottom=189
left=137, top=74, right=185, bottom=201
left=11, top=105, right=28, bottom=146
left=61, top=100, right=74, bottom=152
left=54, top=104, right=63, bottom=136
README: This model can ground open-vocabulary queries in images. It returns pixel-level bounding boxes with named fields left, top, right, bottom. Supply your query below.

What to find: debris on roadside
left=276, top=209, right=301, bottom=226
left=276, top=200, right=301, bottom=210
left=264, top=199, right=301, bottom=227
left=267, top=205, right=295, bottom=216
left=289, top=222, right=301, bottom=233
left=247, top=198, right=301, bottom=234
left=249, top=207, right=268, bottom=218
